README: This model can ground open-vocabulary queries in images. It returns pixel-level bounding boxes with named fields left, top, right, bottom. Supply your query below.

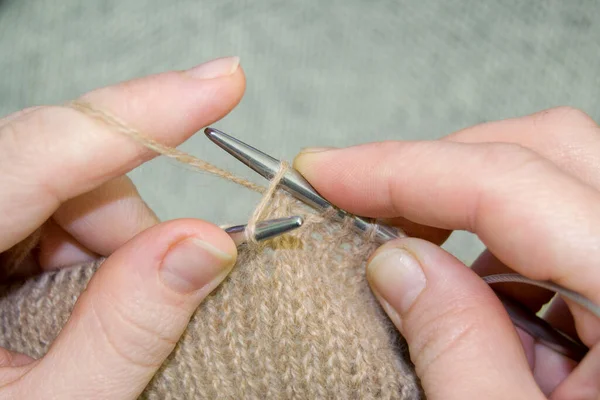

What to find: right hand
left=294, top=107, right=600, bottom=399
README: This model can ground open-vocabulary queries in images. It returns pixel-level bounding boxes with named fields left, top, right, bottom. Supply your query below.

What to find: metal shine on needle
left=204, top=127, right=401, bottom=243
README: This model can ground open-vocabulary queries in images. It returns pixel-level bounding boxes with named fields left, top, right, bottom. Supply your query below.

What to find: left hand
left=0, top=56, right=245, bottom=398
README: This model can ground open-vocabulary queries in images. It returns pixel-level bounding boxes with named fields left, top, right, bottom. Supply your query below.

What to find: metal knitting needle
left=225, top=215, right=304, bottom=246
left=206, top=127, right=588, bottom=362
left=205, top=127, right=401, bottom=244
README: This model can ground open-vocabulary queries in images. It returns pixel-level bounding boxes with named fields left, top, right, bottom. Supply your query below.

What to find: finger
left=374, top=108, right=600, bottom=259
left=366, top=237, right=544, bottom=399
left=53, top=175, right=158, bottom=256
left=529, top=297, right=580, bottom=396
left=7, top=219, right=237, bottom=399
left=473, top=251, right=598, bottom=348
left=532, top=341, right=577, bottom=397
left=471, top=249, right=554, bottom=312
left=550, top=344, right=600, bottom=400
left=37, top=219, right=98, bottom=270
left=297, top=107, right=600, bottom=251
left=502, top=307, right=576, bottom=395
left=446, top=108, right=600, bottom=316
left=444, top=107, right=600, bottom=188
left=476, top=272, right=578, bottom=396
left=0, top=56, right=245, bottom=251
left=294, top=140, right=600, bottom=306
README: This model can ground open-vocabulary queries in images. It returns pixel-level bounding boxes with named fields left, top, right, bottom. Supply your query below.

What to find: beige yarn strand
left=245, top=162, right=291, bottom=239
left=67, top=100, right=266, bottom=194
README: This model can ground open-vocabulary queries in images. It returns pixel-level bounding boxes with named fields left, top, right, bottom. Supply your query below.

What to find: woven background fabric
left=1, top=0, right=599, bottom=264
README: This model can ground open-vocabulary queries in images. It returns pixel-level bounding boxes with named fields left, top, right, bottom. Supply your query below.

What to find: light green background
left=1, top=1, right=598, bottom=264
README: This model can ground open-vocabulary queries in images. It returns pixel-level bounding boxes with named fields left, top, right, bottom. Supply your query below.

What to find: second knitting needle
left=225, top=216, right=303, bottom=246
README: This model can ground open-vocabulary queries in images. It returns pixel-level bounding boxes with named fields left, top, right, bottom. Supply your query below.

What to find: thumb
left=366, top=238, right=544, bottom=399
left=9, top=219, right=237, bottom=399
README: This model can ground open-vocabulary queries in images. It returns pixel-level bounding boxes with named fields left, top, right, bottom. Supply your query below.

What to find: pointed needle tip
left=254, top=215, right=304, bottom=242
left=203, top=127, right=218, bottom=137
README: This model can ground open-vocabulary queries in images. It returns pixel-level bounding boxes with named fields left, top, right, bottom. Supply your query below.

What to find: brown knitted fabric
left=0, top=101, right=422, bottom=398
left=0, top=191, right=422, bottom=399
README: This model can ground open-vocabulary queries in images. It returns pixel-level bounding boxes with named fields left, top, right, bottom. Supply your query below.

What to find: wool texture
left=0, top=102, right=422, bottom=398
left=0, top=191, right=422, bottom=399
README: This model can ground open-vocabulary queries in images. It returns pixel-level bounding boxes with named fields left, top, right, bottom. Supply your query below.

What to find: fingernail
left=367, top=248, right=426, bottom=316
left=299, top=146, right=336, bottom=154
left=160, top=237, right=235, bottom=293
left=293, top=147, right=335, bottom=172
left=186, top=56, right=240, bottom=79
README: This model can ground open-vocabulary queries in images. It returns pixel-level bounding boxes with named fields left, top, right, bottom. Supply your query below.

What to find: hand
left=0, top=57, right=244, bottom=398
left=294, top=107, right=600, bottom=399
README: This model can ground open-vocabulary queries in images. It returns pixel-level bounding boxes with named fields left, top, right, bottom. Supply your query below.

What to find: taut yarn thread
left=67, top=101, right=266, bottom=194
left=0, top=102, right=423, bottom=399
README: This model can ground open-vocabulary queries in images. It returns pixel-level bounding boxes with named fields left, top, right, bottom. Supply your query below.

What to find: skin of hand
left=294, top=107, right=600, bottom=400
left=0, top=56, right=245, bottom=399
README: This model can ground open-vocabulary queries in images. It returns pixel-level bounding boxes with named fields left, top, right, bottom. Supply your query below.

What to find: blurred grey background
left=1, top=0, right=598, bottom=264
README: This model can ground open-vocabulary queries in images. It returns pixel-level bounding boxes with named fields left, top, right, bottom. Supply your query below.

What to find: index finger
left=294, top=140, right=600, bottom=304
left=0, top=57, right=245, bottom=251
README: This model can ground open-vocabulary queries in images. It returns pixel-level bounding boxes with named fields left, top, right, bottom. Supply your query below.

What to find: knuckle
left=471, top=143, right=545, bottom=230
left=477, top=143, right=545, bottom=187
left=0, top=106, right=69, bottom=202
left=2, top=105, right=69, bottom=139
left=532, top=106, right=598, bottom=129
left=0, top=104, right=128, bottom=204
left=0, top=105, right=78, bottom=187
left=408, top=303, right=482, bottom=377
left=491, top=143, right=544, bottom=176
